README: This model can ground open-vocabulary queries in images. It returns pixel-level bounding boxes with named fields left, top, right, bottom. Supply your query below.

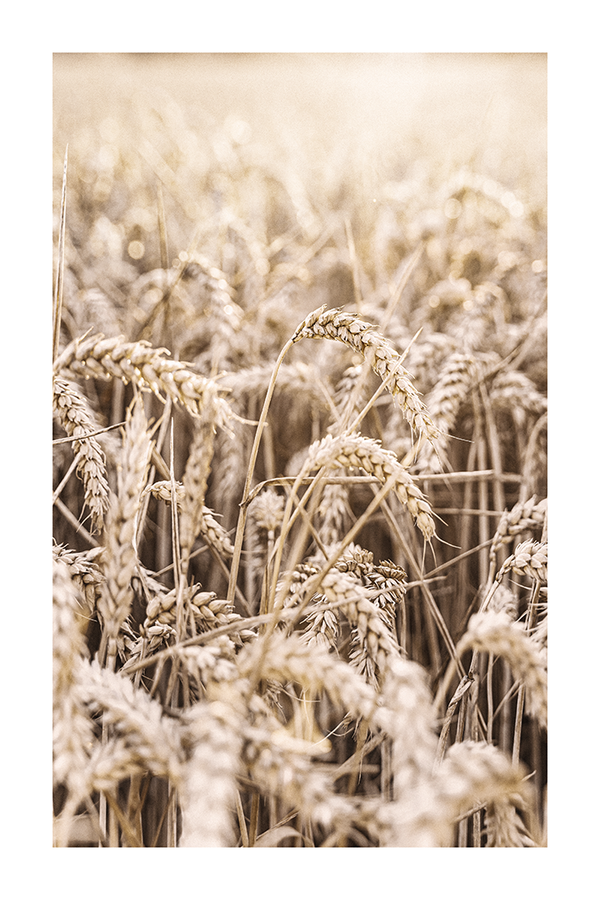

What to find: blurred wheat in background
left=52, top=52, right=547, bottom=847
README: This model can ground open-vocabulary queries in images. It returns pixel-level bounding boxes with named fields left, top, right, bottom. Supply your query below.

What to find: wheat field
left=52, top=53, right=547, bottom=848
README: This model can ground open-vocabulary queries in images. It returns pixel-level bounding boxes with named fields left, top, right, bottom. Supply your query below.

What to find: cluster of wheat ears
left=52, top=92, right=547, bottom=847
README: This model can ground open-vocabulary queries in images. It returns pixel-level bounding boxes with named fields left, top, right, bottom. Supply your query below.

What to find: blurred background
left=53, top=52, right=546, bottom=314
left=54, top=52, right=546, bottom=200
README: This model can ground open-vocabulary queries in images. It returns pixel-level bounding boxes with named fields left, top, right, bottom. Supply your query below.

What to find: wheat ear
left=76, top=657, right=183, bottom=784
left=143, top=481, right=234, bottom=559
left=496, top=539, right=548, bottom=584
left=484, top=796, right=538, bottom=846
left=97, top=395, right=151, bottom=668
left=53, top=542, right=104, bottom=623
left=53, top=377, right=110, bottom=531
left=54, top=332, right=229, bottom=420
left=242, top=695, right=369, bottom=843
left=237, top=630, right=379, bottom=724
left=305, top=432, right=436, bottom=540
left=292, top=306, right=439, bottom=446
left=457, top=609, right=547, bottom=729
left=382, top=740, right=532, bottom=847
left=179, top=382, right=220, bottom=570
left=53, top=558, right=96, bottom=798
left=490, top=497, right=547, bottom=555
left=374, top=655, right=438, bottom=798
left=179, top=691, right=245, bottom=847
